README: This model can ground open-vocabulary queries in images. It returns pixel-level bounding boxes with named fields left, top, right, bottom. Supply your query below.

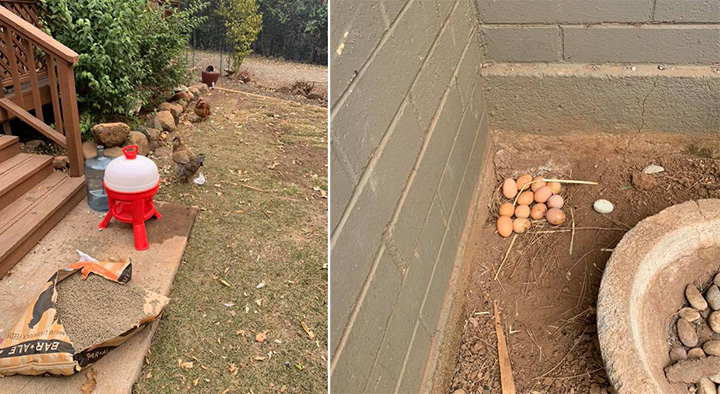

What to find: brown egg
left=547, top=195, right=564, bottom=209
left=499, top=202, right=515, bottom=217
left=531, top=176, right=546, bottom=192
left=516, top=174, right=532, bottom=191
left=548, top=181, right=562, bottom=194
left=513, top=218, right=531, bottom=234
left=517, top=191, right=534, bottom=205
left=502, top=178, right=518, bottom=199
left=515, top=204, right=530, bottom=218
left=534, top=186, right=552, bottom=203
left=546, top=208, right=566, bottom=225
left=497, top=216, right=513, bottom=237
left=530, top=203, right=547, bottom=220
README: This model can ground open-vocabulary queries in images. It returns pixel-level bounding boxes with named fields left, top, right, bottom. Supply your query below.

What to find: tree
left=217, top=0, right=262, bottom=72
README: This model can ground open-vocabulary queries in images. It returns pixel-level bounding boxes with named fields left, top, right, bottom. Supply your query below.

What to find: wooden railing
left=0, top=5, right=82, bottom=177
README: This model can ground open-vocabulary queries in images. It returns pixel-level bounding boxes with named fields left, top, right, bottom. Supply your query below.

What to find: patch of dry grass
left=133, top=88, right=327, bottom=393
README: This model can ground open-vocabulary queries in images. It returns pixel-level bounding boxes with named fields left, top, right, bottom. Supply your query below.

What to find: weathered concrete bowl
left=598, top=200, right=720, bottom=393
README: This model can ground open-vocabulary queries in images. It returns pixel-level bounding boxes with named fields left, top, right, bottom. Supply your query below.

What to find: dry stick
left=494, top=301, right=516, bottom=394
left=569, top=207, right=576, bottom=255
left=529, top=227, right=627, bottom=234
left=494, top=234, right=518, bottom=281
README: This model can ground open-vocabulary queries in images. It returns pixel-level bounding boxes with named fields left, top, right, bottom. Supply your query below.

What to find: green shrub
left=217, top=0, right=262, bottom=72
left=40, top=0, right=207, bottom=121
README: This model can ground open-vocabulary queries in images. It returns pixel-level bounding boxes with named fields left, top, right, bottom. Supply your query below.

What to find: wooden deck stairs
left=0, top=3, right=86, bottom=278
left=0, top=135, right=84, bottom=277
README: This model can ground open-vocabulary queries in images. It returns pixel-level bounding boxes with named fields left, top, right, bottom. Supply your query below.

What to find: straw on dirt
left=55, top=272, right=148, bottom=351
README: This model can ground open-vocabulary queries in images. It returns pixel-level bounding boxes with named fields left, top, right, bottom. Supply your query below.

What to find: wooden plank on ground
left=494, top=300, right=516, bottom=394
left=0, top=200, right=197, bottom=394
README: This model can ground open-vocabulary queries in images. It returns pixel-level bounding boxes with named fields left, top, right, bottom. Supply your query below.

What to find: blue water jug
left=84, top=145, right=111, bottom=211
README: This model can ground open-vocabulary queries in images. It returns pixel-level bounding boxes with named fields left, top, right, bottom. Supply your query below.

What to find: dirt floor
left=189, top=50, right=328, bottom=105
left=450, top=131, right=720, bottom=394
left=132, top=73, right=328, bottom=392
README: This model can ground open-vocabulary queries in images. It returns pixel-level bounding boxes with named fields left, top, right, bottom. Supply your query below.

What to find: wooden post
left=57, top=62, right=82, bottom=177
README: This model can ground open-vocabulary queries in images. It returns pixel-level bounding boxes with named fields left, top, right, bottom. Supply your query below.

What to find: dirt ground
left=450, top=131, right=720, bottom=394
left=189, top=50, right=328, bottom=105
left=132, top=75, right=328, bottom=392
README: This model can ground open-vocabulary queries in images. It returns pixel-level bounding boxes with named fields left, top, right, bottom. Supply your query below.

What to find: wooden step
left=0, top=173, right=85, bottom=278
left=0, top=152, right=53, bottom=207
left=0, top=135, right=19, bottom=163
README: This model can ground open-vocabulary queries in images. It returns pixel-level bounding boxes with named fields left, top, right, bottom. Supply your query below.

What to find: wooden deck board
left=0, top=153, right=52, bottom=207
left=0, top=201, right=197, bottom=394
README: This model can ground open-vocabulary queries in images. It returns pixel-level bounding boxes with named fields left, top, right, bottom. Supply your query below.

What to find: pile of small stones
left=665, top=273, right=720, bottom=393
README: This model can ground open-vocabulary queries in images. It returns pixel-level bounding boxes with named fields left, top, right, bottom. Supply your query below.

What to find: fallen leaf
left=218, top=279, right=232, bottom=287
left=236, top=329, right=245, bottom=336
left=267, top=161, right=280, bottom=169
left=254, top=299, right=262, bottom=306
left=256, top=281, right=266, bottom=289
left=81, top=367, right=97, bottom=394
left=295, top=363, right=303, bottom=370
left=180, top=360, right=194, bottom=369
left=301, top=322, right=316, bottom=339
left=193, top=377, right=200, bottom=387
left=256, top=330, right=269, bottom=343
left=228, top=363, right=238, bottom=376
left=253, top=356, right=266, bottom=361
left=223, top=302, right=235, bottom=307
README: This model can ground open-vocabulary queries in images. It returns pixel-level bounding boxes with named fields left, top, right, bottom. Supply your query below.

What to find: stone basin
left=598, top=200, right=720, bottom=393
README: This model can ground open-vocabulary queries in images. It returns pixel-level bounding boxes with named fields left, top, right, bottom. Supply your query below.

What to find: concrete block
left=410, top=0, right=475, bottom=129
left=364, top=275, right=424, bottom=391
left=330, top=251, right=403, bottom=392
left=331, top=0, right=438, bottom=177
left=455, top=33, right=483, bottom=107
left=397, top=325, right=433, bottom=393
left=329, top=144, right=357, bottom=232
left=329, top=103, right=425, bottom=351
left=437, top=96, right=482, bottom=215
left=654, top=0, right=720, bottom=23
left=421, top=194, right=465, bottom=328
left=330, top=0, right=386, bottom=105
left=563, top=25, right=720, bottom=64
left=476, top=0, right=652, bottom=23
left=481, top=63, right=720, bottom=134
left=390, top=87, right=464, bottom=263
left=481, top=26, right=562, bottom=62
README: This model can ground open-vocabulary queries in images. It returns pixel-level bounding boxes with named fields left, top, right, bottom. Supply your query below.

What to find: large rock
left=83, top=141, right=123, bottom=159
left=189, top=85, right=201, bottom=99
left=83, top=141, right=99, bottom=160
left=24, top=139, right=46, bottom=153
left=53, top=156, right=68, bottom=170
left=124, top=131, right=150, bottom=156
left=158, top=102, right=182, bottom=123
left=190, top=83, right=209, bottom=94
left=666, top=356, right=720, bottom=383
left=142, top=128, right=160, bottom=151
left=176, top=99, right=188, bottom=110
left=91, top=122, right=130, bottom=147
left=156, top=110, right=176, bottom=131
left=170, top=91, right=192, bottom=102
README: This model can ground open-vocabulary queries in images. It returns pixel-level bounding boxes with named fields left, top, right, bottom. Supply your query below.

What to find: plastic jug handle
left=123, top=145, right=138, bottom=159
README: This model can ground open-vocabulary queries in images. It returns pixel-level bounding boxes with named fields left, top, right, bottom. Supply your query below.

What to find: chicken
left=172, top=137, right=205, bottom=182
left=194, top=97, right=211, bottom=119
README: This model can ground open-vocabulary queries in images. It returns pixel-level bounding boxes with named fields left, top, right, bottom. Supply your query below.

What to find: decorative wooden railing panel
left=0, top=5, right=82, bottom=177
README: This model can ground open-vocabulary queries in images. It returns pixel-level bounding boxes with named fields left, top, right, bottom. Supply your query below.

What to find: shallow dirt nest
left=450, top=131, right=720, bottom=394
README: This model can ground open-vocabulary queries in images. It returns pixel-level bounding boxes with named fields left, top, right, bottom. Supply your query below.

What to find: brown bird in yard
left=194, top=97, right=211, bottom=119
left=172, top=137, right=205, bottom=182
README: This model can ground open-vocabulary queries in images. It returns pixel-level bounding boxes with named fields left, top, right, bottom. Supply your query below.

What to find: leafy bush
left=217, top=0, right=262, bottom=71
left=40, top=0, right=207, bottom=122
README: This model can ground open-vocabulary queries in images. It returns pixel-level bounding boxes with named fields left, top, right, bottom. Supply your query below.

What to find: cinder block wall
left=477, top=0, right=720, bottom=134
left=329, top=0, right=488, bottom=392
left=478, top=0, right=720, bottom=64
